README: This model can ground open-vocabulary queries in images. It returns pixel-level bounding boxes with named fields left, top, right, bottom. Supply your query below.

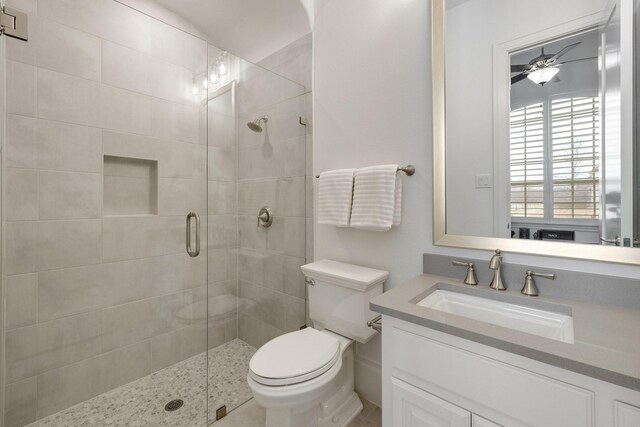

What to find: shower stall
left=0, top=1, right=310, bottom=425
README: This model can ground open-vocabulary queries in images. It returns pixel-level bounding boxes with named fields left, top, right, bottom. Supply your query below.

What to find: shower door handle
left=186, top=212, right=200, bottom=257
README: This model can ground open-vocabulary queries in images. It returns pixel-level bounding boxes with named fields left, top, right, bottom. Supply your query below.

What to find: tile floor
left=25, top=339, right=256, bottom=427
left=216, top=396, right=382, bottom=427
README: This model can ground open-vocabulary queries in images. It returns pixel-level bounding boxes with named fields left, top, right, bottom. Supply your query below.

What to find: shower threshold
left=26, top=339, right=256, bottom=427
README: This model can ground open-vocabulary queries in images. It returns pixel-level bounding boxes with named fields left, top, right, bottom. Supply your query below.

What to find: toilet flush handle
left=367, top=315, right=382, bottom=333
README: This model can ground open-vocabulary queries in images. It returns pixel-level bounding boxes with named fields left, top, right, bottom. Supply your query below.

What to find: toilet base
left=319, top=391, right=362, bottom=427
left=265, top=391, right=362, bottom=427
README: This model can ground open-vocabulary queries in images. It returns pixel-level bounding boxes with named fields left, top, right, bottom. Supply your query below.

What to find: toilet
left=247, top=259, right=389, bottom=427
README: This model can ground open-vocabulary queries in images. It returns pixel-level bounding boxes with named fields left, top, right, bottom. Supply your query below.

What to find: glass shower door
left=204, top=45, right=309, bottom=422
left=2, top=1, right=210, bottom=425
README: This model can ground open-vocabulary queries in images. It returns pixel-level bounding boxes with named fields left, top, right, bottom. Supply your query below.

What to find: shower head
left=247, top=116, right=268, bottom=133
left=247, top=121, right=262, bottom=133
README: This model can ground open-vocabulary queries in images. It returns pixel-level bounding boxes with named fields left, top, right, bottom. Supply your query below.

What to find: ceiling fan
left=511, top=41, right=596, bottom=86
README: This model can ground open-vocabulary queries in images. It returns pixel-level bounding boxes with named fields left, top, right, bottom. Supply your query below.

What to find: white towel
left=393, top=176, right=402, bottom=226
left=317, top=169, right=355, bottom=227
left=350, top=164, right=402, bottom=231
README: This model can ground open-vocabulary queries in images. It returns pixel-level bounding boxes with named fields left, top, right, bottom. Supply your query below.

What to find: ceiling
left=152, top=0, right=311, bottom=63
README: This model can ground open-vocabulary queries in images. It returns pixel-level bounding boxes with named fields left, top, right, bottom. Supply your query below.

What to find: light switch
left=475, top=174, right=492, bottom=189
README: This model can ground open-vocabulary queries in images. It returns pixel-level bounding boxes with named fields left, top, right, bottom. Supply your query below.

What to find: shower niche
left=103, top=155, right=158, bottom=216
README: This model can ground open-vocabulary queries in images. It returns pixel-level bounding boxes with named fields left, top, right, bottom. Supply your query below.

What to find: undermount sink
left=417, top=289, right=575, bottom=344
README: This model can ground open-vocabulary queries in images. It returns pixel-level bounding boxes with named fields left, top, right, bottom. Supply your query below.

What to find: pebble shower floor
left=25, top=340, right=256, bottom=427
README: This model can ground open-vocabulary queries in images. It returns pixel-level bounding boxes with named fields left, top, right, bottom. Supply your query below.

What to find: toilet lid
left=249, top=328, right=340, bottom=386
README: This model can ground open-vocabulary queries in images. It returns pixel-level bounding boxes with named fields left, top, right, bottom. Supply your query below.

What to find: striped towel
left=350, top=164, right=402, bottom=231
left=317, top=169, right=355, bottom=227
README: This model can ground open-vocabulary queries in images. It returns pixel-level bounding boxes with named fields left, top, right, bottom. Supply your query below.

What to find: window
left=509, top=96, right=600, bottom=221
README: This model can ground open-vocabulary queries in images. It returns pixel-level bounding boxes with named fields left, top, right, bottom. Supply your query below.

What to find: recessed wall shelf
left=103, top=155, right=158, bottom=216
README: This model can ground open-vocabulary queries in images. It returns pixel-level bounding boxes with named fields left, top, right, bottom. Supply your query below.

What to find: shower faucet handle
left=257, top=206, right=273, bottom=227
left=452, top=260, right=478, bottom=286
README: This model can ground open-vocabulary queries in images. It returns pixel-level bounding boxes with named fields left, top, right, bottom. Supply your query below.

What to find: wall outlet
left=475, top=174, right=492, bottom=189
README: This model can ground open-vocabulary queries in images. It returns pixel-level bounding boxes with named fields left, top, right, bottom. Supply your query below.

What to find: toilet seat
left=249, top=328, right=341, bottom=386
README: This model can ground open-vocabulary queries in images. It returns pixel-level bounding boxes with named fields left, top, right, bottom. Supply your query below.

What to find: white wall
left=312, top=0, right=640, bottom=406
left=313, top=0, right=432, bottom=405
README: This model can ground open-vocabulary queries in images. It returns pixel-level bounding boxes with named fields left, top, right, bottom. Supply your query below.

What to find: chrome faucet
left=521, top=270, right=555, bottom=296
left=489, top=249, right=507, bottom=290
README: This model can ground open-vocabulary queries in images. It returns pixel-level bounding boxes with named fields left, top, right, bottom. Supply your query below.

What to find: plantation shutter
left=550, top=97, right=600, bottom=219
left=510, top=103, right=545, bottom=217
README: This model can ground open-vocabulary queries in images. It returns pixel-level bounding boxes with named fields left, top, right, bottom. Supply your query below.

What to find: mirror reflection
left=445, top=0, right=639, bottom=248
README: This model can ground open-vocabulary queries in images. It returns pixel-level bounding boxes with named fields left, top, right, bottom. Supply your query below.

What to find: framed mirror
left=432, top=0, right=640, bottom=264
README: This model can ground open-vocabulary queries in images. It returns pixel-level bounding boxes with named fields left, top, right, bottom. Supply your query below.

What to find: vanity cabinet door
left=391, top=377, right=471, bottom=427
left=614, top=401, right=640, bottom=427
left=472, top=414, right=502, bottom=427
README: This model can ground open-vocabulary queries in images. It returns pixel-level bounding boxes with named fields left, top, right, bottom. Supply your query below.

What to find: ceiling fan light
left=527, top=67, right=560, bottom=85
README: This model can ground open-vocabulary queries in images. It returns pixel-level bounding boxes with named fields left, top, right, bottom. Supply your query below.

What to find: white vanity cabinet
left=615, top=401, right=640, bottom=427
left=382, top=316, right=640, bottom=427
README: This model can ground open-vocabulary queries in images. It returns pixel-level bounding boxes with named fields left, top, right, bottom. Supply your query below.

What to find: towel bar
left=315, top=164, right=415, bottom=179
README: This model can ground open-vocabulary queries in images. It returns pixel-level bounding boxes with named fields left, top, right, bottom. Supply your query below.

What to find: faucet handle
left=521, top=270, right=555, bottom=296
left=452, top=260, right=478, bottom=286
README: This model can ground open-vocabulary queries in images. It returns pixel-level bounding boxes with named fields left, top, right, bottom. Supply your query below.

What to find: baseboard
left=354, top=356, right=382, bottom=407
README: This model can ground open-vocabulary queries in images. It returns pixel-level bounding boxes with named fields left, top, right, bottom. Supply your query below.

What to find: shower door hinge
left=1, top=6, right=28, bottom=41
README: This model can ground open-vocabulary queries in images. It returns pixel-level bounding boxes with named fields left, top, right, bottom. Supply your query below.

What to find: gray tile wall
left=257, top=33, right=312, bottom=91
left=2, top=0, right=213, bottom=425
left=237, top=36, right=312, bottom=348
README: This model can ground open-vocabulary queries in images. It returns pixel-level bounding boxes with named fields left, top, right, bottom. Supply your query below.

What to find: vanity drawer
left=390, top=326, right=594, bottom=427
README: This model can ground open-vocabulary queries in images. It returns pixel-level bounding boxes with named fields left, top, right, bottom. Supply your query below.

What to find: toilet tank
left=301, top=260, right=388, bottom=344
